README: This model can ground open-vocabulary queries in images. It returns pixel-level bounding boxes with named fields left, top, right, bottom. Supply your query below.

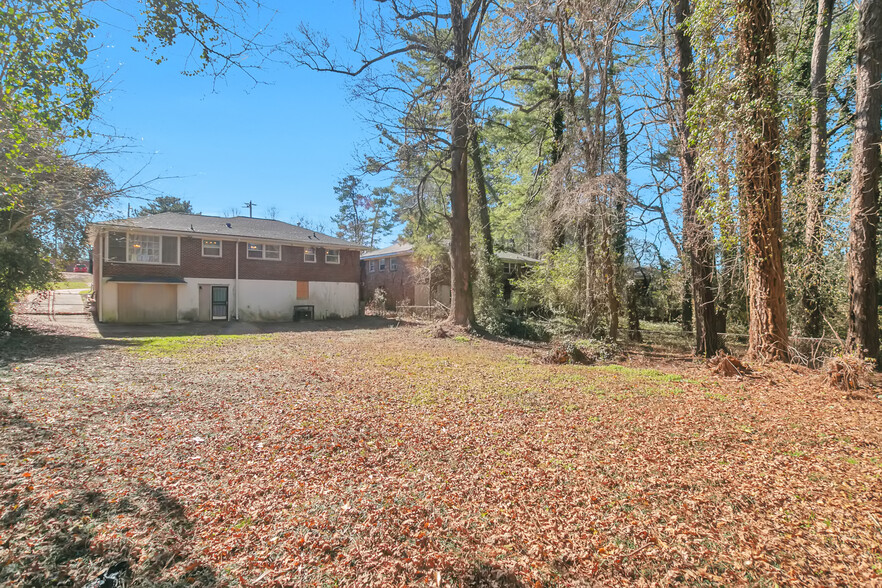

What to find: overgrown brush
left=708, top=350, right=752, bottom=377
left=824, top=354, right=874, bottom=392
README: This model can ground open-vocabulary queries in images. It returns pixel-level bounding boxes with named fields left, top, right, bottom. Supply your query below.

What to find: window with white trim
left=129, top=234, right=161, bottom=263
left=390, top=258, right=398, bottom=271
left=325, top=249, right=340, bottom=264
left=368, top=260, right=376, bottom=272
left=304, top=247, right=316, bottom=263
left=247, top=243, right=281, bottom=260
left=106, top=231, right=178, bottom=265
left=265, top=244, right=280, bottom=260
left=202, top=239, right=222, bottom=257
left=379, top=258, right=387, bottom=271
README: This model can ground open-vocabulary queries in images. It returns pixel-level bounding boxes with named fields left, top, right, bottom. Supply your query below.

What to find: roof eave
left=88, top=222, right=369, bottom=251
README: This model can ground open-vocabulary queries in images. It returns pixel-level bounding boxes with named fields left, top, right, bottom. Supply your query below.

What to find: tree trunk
left=803, top=0, right=835, bottom=338
left=627, top=279, right=642, bottom=342
left=470, top=127, right=494, bottom=259
left=847, top=0, right=882, bottom=360
left=674, top=0, right=719, bottom=357
left=614, top=94, right=628, bottom=261
left=547, top=59, right=567, bottom=251
left=716, top=133, right=737, bottom=338
left=447, top=0, right=475, bottom=327
left=604, top=217, right=620, bottom=342
left=736, top=0, right=790, bottom=360
left=681, top=274, right=693, bottom=332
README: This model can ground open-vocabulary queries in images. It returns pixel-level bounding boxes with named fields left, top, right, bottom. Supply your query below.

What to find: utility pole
left=243, top=201, right=257, bottom=218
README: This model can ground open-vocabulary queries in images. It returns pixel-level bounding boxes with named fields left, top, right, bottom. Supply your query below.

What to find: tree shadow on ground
left=463, top=562, right=529, bottom=587
left=93, top=315, right=419, bottom=339
left=0, top=407, right=227, bottom=587
left=0, top=328, right=137, bottom=367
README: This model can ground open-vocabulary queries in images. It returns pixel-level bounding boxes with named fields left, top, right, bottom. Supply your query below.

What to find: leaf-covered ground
left=2, top=319, right=881, bottom=586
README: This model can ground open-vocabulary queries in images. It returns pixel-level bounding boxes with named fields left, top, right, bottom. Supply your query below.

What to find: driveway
left=16, top=289, right=88, bottom=316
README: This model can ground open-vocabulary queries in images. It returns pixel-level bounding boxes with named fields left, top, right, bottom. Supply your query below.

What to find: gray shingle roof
left=496, top=250, right=539, bottom=264
left=360, top=242, right=415, bottom=259
left=93, top=213, right=365, bottom=249
left=361, top=242, right=539, bottom=264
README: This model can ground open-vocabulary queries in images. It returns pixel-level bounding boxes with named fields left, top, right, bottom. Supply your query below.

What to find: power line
left=243, top=200, right=257, bottom=218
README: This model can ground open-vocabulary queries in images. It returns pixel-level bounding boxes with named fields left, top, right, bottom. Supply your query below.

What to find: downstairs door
left=211, top=286, right=229, bottom=320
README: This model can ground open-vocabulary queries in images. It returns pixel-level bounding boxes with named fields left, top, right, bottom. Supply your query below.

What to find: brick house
left=360, top=243, right=538, bottom=308
left=88, top=213, right=366, bottom=323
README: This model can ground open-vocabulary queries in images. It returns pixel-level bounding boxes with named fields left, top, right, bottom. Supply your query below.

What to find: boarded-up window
left=296, top=281, right=309, bottom=300
left=161, top=236, right=178, bottom=264
left=107, top=232, right=127, bottom=261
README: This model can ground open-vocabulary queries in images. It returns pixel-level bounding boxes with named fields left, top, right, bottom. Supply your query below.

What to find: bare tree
left=674, top=0, right=719, bottom=357
left=290, top=0, right=491, bottom=327
left=802, top=0, right=835, bottom=338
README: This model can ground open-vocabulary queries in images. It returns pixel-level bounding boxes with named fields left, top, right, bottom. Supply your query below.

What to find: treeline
left=307, top=0, right=881, bottom=362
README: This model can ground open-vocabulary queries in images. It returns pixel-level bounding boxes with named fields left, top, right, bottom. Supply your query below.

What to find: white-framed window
left=304, top=247, right=316, bottom=263
left=129, top=233, right=161, bottom=263
left=106, top=231, right=178, bottom=265
left=390, top=258, right=398, bottom=271
left=325, top=249, right=340, bottom=264
left=379, top=258, right=387, bottom=271
left=247, top=242, right=281, bottom=260
left=202, top=239, right=222, bottom=257
left=368, top=260, right=376, bottom=272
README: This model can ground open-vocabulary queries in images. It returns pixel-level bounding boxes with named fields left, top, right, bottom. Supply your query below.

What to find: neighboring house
left=360, top=242, right=538, bottom=308
left=88, top=213, right=367, bottom=323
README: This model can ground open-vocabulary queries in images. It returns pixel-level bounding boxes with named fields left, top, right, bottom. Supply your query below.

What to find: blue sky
left=86, top=1, right=378, bottom=233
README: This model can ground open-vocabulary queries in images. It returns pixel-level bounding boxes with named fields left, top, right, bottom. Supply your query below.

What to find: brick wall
left=101, top=234, right=360, bottom=283
left=237, top=244, right=360, bottom=282
left=361, top=255, right=420, bottom=305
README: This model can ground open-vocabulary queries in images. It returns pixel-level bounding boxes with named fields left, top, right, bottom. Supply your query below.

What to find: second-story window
left=326, top=249, right=340, bottom=264
left=106, top=231, right=178, bottom=265
left=129, top=234, right=161, bottom=263
left=379, top=258, right=387, bottom=271
left=264, top=244, right=281, bottom=260
left=304, top=247, right=316, bottom=262
left=369, top=260, right=376, bottom=272
left=247, top=243, right=281, bottom=260
left=202, top=239, right=222, bottom=257
left=390, top=258, right=398, bottom=271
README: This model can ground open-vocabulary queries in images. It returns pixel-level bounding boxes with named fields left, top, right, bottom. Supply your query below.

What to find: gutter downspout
left=235, top=240, right=240, bottom=320
left=97, top=231, right=103, bottom=322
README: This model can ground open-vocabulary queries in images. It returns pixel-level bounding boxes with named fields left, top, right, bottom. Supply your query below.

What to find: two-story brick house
left=89, top=213, right=366, bottom=323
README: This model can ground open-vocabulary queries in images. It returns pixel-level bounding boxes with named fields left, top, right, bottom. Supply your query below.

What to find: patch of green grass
left=549, top=372, right=587, bottom=385
left=588, top=364, right=687, bottom=382
left=128, top=334, right=275, bottom=357
left=704, top=391, right=729, bottom=401
left=49, top=281, right=89, bottom=290
left=232, top=516, right=252, bottom=530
